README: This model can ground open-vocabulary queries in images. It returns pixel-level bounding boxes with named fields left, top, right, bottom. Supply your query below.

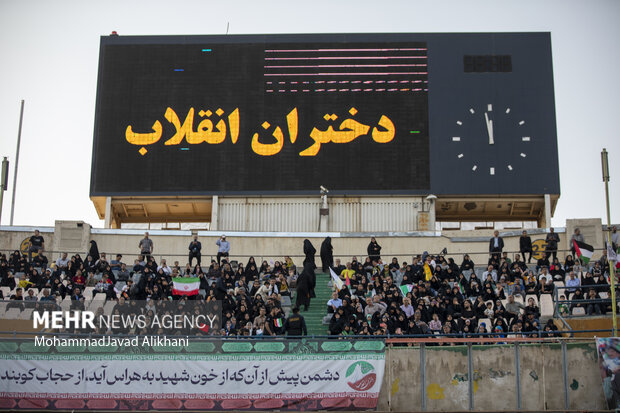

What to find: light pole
left=0, top=157, right=8, bottom=225
left=10, top=100, right=24, bottom=225
left=601, top=148, right=616, bottom=336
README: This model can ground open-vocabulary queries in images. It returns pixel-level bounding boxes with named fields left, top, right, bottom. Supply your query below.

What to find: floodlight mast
left=601, top=148, right=616, bottom=336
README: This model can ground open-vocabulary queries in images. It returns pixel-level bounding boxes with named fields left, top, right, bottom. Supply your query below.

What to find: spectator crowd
left=0, top=228, right=617, bottom=339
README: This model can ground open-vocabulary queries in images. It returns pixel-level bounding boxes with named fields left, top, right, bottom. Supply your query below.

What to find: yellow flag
left=424, top=263, right=432, bottom=281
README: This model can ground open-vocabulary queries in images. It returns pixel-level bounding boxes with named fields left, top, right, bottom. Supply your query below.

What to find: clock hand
left=485, top=112, right=494, bottom=145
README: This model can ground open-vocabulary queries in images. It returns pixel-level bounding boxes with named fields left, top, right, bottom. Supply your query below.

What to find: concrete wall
left=1, top=224, right=600, bottom=267
left=378, top=341, right=606, bottom=411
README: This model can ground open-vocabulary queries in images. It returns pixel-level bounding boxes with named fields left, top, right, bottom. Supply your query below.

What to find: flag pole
left=601, top=148, right=616, bottom=336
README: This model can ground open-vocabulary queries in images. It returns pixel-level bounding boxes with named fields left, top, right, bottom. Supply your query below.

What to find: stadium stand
left=0, top=234, right=617, bottom=338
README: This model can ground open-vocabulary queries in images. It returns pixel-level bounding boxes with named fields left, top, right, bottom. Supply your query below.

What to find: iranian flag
left=172, top=277, right=200, bottom=296
left=573, top=240, right=594, bottom=264
left=399, top=284, right=413, bottom=297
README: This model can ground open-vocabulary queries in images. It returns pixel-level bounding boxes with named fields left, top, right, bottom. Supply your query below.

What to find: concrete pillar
left=544, top=193, right=552, bottom=229
left=104, top=197, right=112, bottom=229
left=319, top=194, right=329, bottom=232
left=426, top=195, right=437, bottom=231
left=53, top=220, right=91, bottom=254
left=211, top=195, right=219, bottom=231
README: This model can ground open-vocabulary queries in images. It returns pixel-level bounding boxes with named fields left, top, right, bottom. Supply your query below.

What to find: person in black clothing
left=460, top=254, right=475, bottom=272
left=520, top=230, right=533, bottom=263
left=32, top=252, right=48, bottom=270
left=545, top=228, right=560, bottom=261
left=88, top=240, right=100, bottom=263
left=537, top=252, right=550, bottom=271
left=302, top=240, right=317, bottom=297
left=28, top=230, right=45, bottom=263
left=295, top=262, right=313, bottom=311
left=7, top=288, right=24, bottom=310
left=320, top=237, right=333, bottom=273
left=214, top=276, right=227, bottom=301
left=367, top=237, right=381, bottom=262
left=188, top=234, right=202, bottom=267
left=284, top=307, right=307, bottom=336
left=329, top=309, right=345, bottom=335
left=303, top=239, right=316, bottom=269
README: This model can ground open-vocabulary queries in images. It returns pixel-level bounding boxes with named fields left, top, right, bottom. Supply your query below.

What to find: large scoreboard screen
left=90, top=33, right=559, bottom=196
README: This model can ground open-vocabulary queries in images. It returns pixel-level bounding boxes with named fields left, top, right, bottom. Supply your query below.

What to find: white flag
left=608, top=243, right=618, bottom=262
left=329, top=268, right=345, bottom=291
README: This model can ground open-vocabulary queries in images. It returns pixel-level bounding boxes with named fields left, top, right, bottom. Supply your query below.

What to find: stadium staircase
left=298, top=272, right=331, bottom=336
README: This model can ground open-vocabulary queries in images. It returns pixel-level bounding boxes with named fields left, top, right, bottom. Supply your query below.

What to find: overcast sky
left=0, top=0, right=618, bottom=229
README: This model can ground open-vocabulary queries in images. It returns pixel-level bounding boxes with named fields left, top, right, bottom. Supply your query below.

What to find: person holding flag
left=570, top=228, right=585, bottom=256
left=399, top=283, right=413, bottom=298
left=573, top=238, right=595, bottom=266
left=265, top=306, right=285, bottom=336
left=423, top=256, right=434, bottom=282
left=340, top=262, right=355, bottom=289
left=172, top=276, right=200, bottom=296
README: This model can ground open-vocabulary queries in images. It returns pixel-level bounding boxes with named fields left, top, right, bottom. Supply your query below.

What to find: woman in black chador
left=303, top=239, right=316, bottom=297
left=295, top=262, right=315, bottom=311
left=320, top=237, right=333, bottom=273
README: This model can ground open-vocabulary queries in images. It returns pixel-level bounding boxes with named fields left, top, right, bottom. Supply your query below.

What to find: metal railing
left=0, top=328, right=614, bottom=340
left=0, top=246, right=608, bottom=270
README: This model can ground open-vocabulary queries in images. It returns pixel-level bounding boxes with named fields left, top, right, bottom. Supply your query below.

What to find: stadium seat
left=478, top=318, right=491, bottom=330
left=92, top=291, right=106, bottom=301
left=84, top=287, right=95, bottom=297
left=5, top=307, right=21, bottom=319
left=88, top=301, right=104, bottom=312
left=525, top=294, right=538, bottom=304
left=19, top=309, right=33, bottom=320
left=540, top=295, right=554, bottom=317
left=281, top=296, right=292, bottom=307
left=600, top=292, right=609, bottom=299
left=572, top=307, right=586, bottom=316
left=103, top=301, right=115, bottom=314
left=0, top=302, right=7, bottom=314
left=553, top=281, right=565, bottom=290
left=0, top=286, right=10, bottom=298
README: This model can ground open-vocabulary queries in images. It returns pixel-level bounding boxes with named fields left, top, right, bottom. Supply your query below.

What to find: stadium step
left=298, top=272, right=331, bottom=336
